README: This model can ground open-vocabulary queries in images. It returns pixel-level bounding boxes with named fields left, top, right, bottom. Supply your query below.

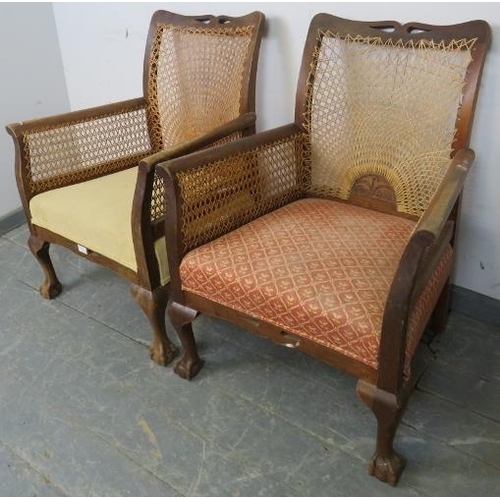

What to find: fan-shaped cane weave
left=147, top=24, right=254, bottom=222
left=303, top=32, right=476, bottom=217
left=23, top=104, right=151, bottom=196
left=147, top=24, right=253, bottom=151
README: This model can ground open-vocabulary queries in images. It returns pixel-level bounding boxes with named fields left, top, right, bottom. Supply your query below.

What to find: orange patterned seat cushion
left=180, top=199, right=452, bottom=372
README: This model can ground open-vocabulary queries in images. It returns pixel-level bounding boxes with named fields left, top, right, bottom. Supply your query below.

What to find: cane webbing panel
left=23, top=104, right=151, bottom=196
left=147, top=24, right=253, bottom=152
left=151, top=173, right=165, bottom=223
left=176, top=133, right=306, bottom=253
left=208, top=131, right=245, bottom=148
left=303, top=32, right=476, bottom=217
left=150, top=131, right=244, bottom=222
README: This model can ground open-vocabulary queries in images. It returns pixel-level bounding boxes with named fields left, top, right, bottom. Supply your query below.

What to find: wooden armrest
left=132, top=113, right=258, bottom=272
left=402, top=149, right=474, bottom=320
left=391, top=148, right=475, bottom=313
left=405, top=149, right=475, bottom=299
left=410, top=221, right=454, bottom=304
left=139, top=113, right=257, bottom=172
left=6, top=97, right=147, bottom=137
left=6, top=98, right=151, bottom=201
left=377, top=148, right=475, bottom=393
left=158, top=123, right=302, bottom=176
left=414, top=148, right=475, bottom=240
left=159, top=123, right=305, bottom=301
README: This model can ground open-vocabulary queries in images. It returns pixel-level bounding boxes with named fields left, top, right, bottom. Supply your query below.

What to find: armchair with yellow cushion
left=6, top=10, right=264, bottom=365
left=159, top=14, right=490, bottom=485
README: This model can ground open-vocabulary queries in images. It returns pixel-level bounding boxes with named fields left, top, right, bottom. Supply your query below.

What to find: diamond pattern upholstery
left=180, top=198, right=452, bottom=371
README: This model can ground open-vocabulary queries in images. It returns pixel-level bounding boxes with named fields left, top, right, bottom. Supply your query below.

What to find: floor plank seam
left=220, top=388, right=377, bottom=459
left=415, top=386, right=500, bottom=424
left=2, top=273, right=152, bottom=353
left=431, top=357, right=499, bottom=384
left=28, top=362, right=298, bottom=496
left=46, top=292, right=154, bottom=351
left=54, top=414, right=185, bottom=496
left=401, top=419, right=500, bottom=471
left=81, top=362, right=386, bottom=494
left=0, top=439, right=69, bottom=497
left=75, top=406, right=306, bottom=496
left=0, top=235, right=27, bottom=250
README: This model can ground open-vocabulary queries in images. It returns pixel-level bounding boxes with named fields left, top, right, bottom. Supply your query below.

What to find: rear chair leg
left=429, top=278, right=451, bottom=334
left=28, top=235, right=62, bottom=299
left=356, top=380, right=406, bottom=486
left=168, top=302, right=204, bottom=380
left=130, top=284, right=178, bottom=366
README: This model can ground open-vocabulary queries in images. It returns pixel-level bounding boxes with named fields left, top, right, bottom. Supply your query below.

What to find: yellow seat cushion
left=29, top=167, right=169, bottom=285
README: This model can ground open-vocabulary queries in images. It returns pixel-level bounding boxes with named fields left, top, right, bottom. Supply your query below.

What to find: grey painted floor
left=0, top=224, right=499, bottom=496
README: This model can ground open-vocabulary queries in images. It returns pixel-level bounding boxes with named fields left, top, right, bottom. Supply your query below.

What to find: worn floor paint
left=0, top=225, right=499, bottom=496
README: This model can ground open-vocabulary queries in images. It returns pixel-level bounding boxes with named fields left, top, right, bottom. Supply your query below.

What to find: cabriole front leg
left=130, top=284, right=178, bottom=365
left=168, top=302, right=204, bottom=380
left=28, top=235, right=63, bottom=299
left=356, top=380, right=406, bottom=486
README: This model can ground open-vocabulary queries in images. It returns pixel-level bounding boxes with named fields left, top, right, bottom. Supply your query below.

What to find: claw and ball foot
left=130, top=284, right=178, bottom=366
left=39, top=279, right=63, bottom=300
left=150, top=333, right=178, bottom=366
left=357, top=380, right=407, bottom=486
left=368, top=449, right=406, bottom=486
left=28, top=235, right=63, bottom=299
left=169, top=302, right=204, bottom=380
left=174, top=349, right=205, bottom=380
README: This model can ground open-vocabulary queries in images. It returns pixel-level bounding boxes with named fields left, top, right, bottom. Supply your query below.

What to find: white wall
left=0, top=3, right=70, bottom=217
left=52, top=2, right=500, bottom=300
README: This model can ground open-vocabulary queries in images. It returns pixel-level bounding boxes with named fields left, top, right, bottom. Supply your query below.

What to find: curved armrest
left=138, top=113, right=257, bottom=172
left=414, top=148, right=474, bottom=239
left=6, top=98, right=151, bottom=202
left=131, top=112, right=257, bottom=289
left=133, top=112, right=257, bottom=232
left=158, top=123, right=305, bottom=301
left=160, top=123, right=302, bottom=176
left=377, top=148, right=475, bottom=394
left=6, top=97, right=147, bottom=137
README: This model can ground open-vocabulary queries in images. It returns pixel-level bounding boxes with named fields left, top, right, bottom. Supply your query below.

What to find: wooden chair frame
left=6, top=11, right=264, bottom=366
left=158, top=14, right=490, bottom=485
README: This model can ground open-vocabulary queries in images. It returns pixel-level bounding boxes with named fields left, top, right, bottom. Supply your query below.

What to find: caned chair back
left=145, top=11, right=263, bottom=151
left=296, top=15, right=490, bottom=217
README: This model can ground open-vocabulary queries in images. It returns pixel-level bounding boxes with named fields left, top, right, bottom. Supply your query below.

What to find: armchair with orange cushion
left=158, top=14, right=490, bottom=485
left=6, top=10, right=264, bottom=366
